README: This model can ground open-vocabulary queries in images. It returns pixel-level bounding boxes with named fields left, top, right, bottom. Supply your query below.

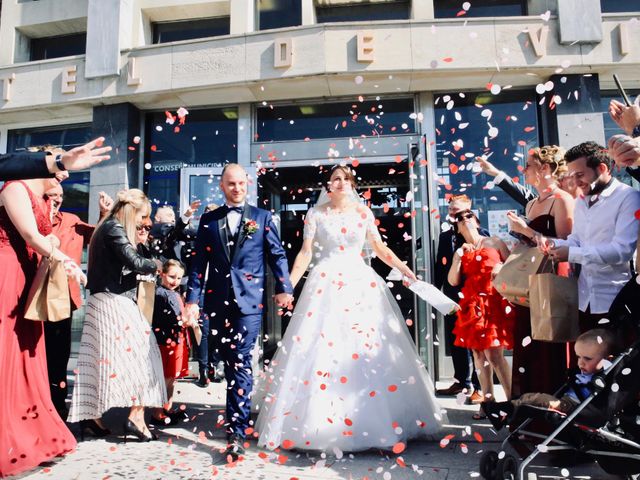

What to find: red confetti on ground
left=282, top=439, right=295, bottom=449
left=397, top=457, right=407, bottom=467
left=258, top=452, right=268, bottom=459
left=473, top=431, right=484, bottom=443
left=388, top=384, right=398, bottom=392
left=392, top=442, right=406, bottom=454
left=442, top=57, right=454, bottom=62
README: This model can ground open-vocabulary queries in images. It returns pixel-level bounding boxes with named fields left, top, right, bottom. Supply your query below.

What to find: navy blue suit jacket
left=186, top=204, right=293, bottom=316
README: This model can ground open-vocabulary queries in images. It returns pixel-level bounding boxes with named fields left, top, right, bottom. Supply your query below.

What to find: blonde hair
left=109, top=189, right=151, bottom=244
left=530, top=145, right=567, bottom=179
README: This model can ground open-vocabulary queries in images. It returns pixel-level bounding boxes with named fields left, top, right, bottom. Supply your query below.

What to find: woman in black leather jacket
left=68, top=189, right=167, bottom=443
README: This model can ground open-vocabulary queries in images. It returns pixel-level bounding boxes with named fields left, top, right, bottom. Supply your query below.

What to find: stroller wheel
left=496, top=454, right=519, bottom=480
left=479, top=450, right=499, bottom=479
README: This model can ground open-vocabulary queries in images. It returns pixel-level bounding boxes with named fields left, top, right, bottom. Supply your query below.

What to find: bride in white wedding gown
left=255, top=166, right=445, bottom=452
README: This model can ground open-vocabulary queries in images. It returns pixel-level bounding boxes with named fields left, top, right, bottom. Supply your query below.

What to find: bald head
left=220, top=163, right=248, bottom=205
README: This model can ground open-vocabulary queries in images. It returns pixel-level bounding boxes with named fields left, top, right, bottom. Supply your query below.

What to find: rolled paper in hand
left=406, top=280, right=460, bottom=316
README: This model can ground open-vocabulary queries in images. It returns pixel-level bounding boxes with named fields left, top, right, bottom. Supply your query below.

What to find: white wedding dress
left=255, top=205, right=445, bottom=452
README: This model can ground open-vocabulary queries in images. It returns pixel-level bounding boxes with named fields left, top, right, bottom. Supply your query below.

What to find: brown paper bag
left=137, top=280, right=156, bottom=325
left=24, top=257, right=71, bottom=322
left=492, top=244, right=551, bottom=306
left=529, top=272, right=580, bottom=342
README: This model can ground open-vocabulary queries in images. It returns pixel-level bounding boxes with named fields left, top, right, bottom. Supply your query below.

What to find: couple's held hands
left=185, top=303, right=200, bottom=324
left=608, top=134, right=640, bottom=168
left=274, top=293, right=294, bottom=310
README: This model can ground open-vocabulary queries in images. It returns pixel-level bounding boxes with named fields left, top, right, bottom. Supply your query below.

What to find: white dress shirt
left=555, top=178, right=640, bottom=313
left=225, top=203, right=245, bottom=236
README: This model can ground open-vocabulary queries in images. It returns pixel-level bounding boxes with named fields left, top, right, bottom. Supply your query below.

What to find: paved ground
left=15, top=376, right=626, bottom=480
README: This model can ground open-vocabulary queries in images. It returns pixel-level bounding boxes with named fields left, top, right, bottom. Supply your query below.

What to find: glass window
left=434, top=0, right=526, bottom=18
left=259, top=0, right=302, bottom=30
left=434, top=90, right=539, bottom=239
left=144, top=108, right=238, bottom=208
left=7, top=124, right=93, bottom=153
left=256, top=97, right=415, bottom=142
left=30, top=33, right=86, bottom=61
left=600, top=90, right=640, bottom=186
left=152, top=17, right=230, bottom=44
left=316, top=1, right=409, bottom=22
left=61, top=171, right=91, bottom=223
left=601, top=0, right=640, bottom=13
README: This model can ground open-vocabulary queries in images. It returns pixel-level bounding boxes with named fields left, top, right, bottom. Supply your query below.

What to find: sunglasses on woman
left=454, top=211, right=475, bottom=222
left=136, top=225, right=152, bottom=232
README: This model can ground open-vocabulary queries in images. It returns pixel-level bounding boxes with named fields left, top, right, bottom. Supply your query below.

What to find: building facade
left=1, top=0, right=639, bottom=377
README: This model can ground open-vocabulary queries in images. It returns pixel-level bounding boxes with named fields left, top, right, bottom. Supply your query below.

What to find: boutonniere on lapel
left=241, top=218, right=259, bottom=240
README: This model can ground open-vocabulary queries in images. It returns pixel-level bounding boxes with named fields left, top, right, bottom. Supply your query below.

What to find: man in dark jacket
left=150, top=200, right=200, bottom=262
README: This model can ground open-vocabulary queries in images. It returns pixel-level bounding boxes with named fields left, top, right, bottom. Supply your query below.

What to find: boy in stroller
left=482, top=329, right=615, bottom=430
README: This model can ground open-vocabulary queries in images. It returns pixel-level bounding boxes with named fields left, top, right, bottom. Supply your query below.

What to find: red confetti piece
left=473, top=431, right=484, bottom=443
left=635, top=209, right=640, bottom=220
left=442, top=57, right=454, bottom=62
left=392, top=442, right=406, bottom=454
left=352, top=353, right=359, bottom=360
left=369, top=390, right=376, bottom=397
left=340, top=376, right=348, bottom=384
left=344, top=418, right=353, bottom=426
left=282, top=439, right=295, bottom=449
left=150, top=145, right=157, bottom=152
left=524, top=126, right=536, bottom=132
left=388, top=384, right=398, bottom=392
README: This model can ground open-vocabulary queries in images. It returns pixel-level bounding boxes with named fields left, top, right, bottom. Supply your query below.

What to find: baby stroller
left=479, top=340, right=640, bottom=480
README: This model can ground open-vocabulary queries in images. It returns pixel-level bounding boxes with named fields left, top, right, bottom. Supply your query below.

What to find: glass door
left=179, top=167, right=225, bottom=224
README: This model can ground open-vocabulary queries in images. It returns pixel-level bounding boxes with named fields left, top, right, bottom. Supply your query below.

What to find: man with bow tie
left=185, top=163, right=293, bottom=460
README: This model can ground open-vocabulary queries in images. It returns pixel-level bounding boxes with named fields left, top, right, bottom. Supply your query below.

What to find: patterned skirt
left=68, top=293, right=167, bottom=422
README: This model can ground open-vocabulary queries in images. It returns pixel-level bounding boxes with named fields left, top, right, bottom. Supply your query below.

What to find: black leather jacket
left=87, top=218, right=157, bottom=296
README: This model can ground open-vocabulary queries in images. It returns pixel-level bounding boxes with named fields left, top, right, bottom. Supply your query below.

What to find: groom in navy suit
left=186, top=163, right=293, bottom=459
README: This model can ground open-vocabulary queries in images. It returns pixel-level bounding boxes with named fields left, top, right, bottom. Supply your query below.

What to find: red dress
left=453, top=247, right=514, bottom=351
left=0, top=182, right=76, bottom=478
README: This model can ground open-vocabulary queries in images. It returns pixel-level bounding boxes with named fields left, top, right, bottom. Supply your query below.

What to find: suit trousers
left=44, top=317, right=72, bottom=418
left=217, top=300, right=262, bottom=438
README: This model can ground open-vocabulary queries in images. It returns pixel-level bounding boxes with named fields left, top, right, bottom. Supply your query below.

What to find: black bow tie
left=227, top=206, right=243, bottom=214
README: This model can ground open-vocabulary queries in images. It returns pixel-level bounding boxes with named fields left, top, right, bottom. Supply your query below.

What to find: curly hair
left=529, top=145, right=567, bottom=179
left=564, top=141, right=611, bottom=171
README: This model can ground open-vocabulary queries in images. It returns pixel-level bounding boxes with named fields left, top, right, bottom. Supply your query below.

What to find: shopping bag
left=492, top=244, right=551, bottom=306
left=24, top=256, right=71, bottom=322
left=529, top=272, right=580, bottom=342
left=137, top=280, right=156, bottom=325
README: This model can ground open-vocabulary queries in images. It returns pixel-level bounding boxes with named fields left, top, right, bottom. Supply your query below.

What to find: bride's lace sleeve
left=303, top=207, right=318, bottom=240
left=364, top=207, right=382, bottom=242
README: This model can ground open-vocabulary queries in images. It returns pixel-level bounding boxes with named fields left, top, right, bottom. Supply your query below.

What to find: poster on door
left=488, top=209, right=516, bottom=247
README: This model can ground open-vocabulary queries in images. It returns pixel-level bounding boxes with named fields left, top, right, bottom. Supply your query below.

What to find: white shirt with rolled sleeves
left=554, top=178, right=640, bottom=314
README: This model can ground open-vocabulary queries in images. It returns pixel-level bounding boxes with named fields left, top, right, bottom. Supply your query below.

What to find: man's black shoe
left=435, top=383, right=467, bottom=396
left=224, top=434, right=246, bottom=461
left=196, top=371, right=210, bottom=388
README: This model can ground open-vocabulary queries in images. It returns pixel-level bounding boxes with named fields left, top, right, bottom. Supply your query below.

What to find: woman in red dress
left=448, top=209, right=514, bottom=418
left=0, top=172, right=79, bottom=477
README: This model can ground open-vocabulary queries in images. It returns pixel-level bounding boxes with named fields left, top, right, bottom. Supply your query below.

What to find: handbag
left=24, top=256, right=71, bottom=322
left=492, top=244, right=552, bottom=306
left=136, top=278, right=156, bottom=325
left=529, top=259, right=580, bottom=342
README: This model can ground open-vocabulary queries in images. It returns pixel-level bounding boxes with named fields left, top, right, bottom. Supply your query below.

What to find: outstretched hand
left=60, top=137, right=112, bottom=171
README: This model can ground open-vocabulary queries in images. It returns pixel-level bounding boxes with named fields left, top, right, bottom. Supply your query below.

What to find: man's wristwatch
left=54, top=153, right=66, bottom=172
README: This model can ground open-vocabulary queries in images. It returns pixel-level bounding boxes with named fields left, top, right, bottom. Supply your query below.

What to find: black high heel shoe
left=79, top=419, right=111, bottom=441
left=123, top=419, right=157, bottom=443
